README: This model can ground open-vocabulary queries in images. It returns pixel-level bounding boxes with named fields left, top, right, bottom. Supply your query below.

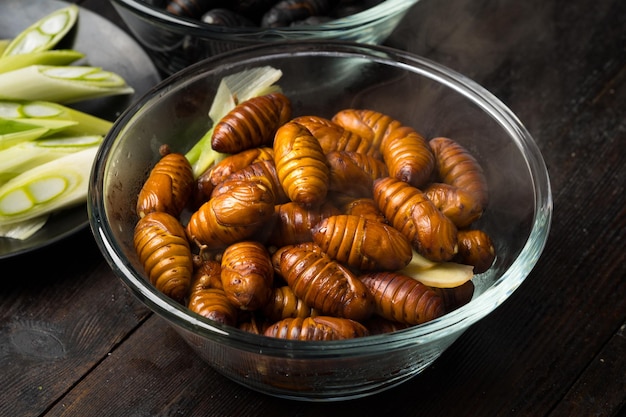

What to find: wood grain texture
left=0, top=0, right=623, bottom=416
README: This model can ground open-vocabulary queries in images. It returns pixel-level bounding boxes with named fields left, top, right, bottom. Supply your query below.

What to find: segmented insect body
left=429, top=280, right=475, bottom=313
left=187, top=287, right=239, bottom=326
left=373, top=177, right=458, bottom=262
left=332, top=109, right=390, bottom=148
left=221, top=241, right=274, bottom=310
left=136, top=151, right=195, bottom=219
left=360, top=272, right=445, bottom=325
left=333, top=109, right=435, bottom=188
left=195, top=146, right=274, bottom=204
left=201, top=8, right=256, bottom=26
left=239, top=316, right=272, bottom=335
left=211, top=93, right=292, bottom=154
left=266, top=201, right=340, bottom=247
left=292, top=115, right=381, bottom=159
left=383, top=125, right=435, bottom=188
left=270, top=241, right=324, bottom=275
left=453, top=229, right=496, bottom=274
left=263, top=316, right=369, bottom=340
left=133, top=211, right=192, bottom=303
left=186, top=179, right=275, bottom=251
left=429, top=136, right=488, bottom=210
left=311, top=214, right=413, bottom=271
left=261, top=0, right=339, bottom=27
left=342, top=198, right=387, bottom=224
left=273, top=243, right=375, bottom=321
left=191, top=257, right=223, bottom=291
left=216, top=158, right=289, bottom=204
left=326, top=151, right=388, bottom=198
left=273, top=121, right=330, bottom=208
left=166, top=0, right=221, bottom=18
left=424, top=182, right=483, bottom=228
left=262, top=285, right=319, bottom=321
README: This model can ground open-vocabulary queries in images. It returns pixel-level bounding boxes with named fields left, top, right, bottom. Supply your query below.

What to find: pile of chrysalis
left=133, top=82, right=497, bottom=342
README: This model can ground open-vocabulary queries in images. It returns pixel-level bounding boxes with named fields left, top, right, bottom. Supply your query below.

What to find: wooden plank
left=549, top=321, right=626, bottom=416
left=0, top=230, right=151, bottom=417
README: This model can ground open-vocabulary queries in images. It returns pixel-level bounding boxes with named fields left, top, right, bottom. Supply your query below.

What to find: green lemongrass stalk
left=0, top=118, right=51, bottom=149
left=0, top=99, right=113, bottom=136
left=0, top=65, right=134, bottom=104
left=1, top=5, right=79, bottom=57
left=0, top=214, right=49, bottom=240
left=8, top=118, right=78, bottom=135
left=208, top=66, right=283, bottom=123
left=0, top=134, right=103, bottom=184
left=0, top=145, right=98, bottom=225
left=184, top=126, right=227, bottom=179
left=186, top=66, right=284, bottom=179
left=0, top=49, right=84, bottom=74
left=0, top=40, right=9, bottom=56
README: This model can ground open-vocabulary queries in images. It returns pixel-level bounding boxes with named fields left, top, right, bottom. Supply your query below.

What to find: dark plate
left=0, top=0, right=161, bottom=259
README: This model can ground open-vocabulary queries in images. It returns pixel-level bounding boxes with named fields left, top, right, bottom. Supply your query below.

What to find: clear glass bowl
left=88, top=41, right=552, bottom=401
left=109, top=0, right=420, bottom=75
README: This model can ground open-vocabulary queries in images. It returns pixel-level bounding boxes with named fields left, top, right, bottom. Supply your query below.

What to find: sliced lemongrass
left=1, top=5, right=79, bottom=57
left=208, top=65, right=283, bottom=123
left=184, top=126, right=228, bottom=179
left=0, top=214, right=49, bottom=240
left=36, top=134, right=103, bottom=147
left=0, top=49, right=84, bottom=74
left=0, top=65, right=134, bottom=104
left=0, top=135, right=102, bottom=184
left=186, top=66, right=283, bottom=178
left=0, top=40, right=9, bottom=56
left=0, top=118, right=50, bottom=149
left=12, top=118, right=78, bottom=135
left=0, top=146, right=97, bottom=225
left=0, top=100, right=113, bottom=135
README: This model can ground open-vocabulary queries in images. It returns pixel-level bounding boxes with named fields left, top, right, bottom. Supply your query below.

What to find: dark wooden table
left=2, top=0, right=625, bottom=416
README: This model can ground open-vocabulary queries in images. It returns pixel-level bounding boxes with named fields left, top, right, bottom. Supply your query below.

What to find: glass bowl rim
left=89, top=40, right=552, bottom=357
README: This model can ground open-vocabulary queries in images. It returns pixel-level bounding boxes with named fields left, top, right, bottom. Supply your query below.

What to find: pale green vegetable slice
left=9, top=118, right=78, bottom=135
left=0, top=65, right=134, bottom=104
left=1, top=5, right=79, bottom=57
left=0, top=134, right=103, bottom=184
left=184, top=126, right=226, bottom=180
left=0, top=49, right=84, bottom=74
left=0, top=40, right=10, bottom=56
left=0, top=118, right=50, bottom=149
left=186, top=65, right=283, bottom=178
left=0, top=100, right=113, bottom=136
left=0, top=146, right=98, bottom=225
left=208, top=65, right=283, bottom=123
left=0, top=214, right=49, bottom=240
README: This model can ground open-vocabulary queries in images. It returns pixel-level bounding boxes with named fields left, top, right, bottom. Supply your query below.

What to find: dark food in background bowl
left=155, top=0, right=383, bottom=28
left=110, top=0, right=419, bottom=75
